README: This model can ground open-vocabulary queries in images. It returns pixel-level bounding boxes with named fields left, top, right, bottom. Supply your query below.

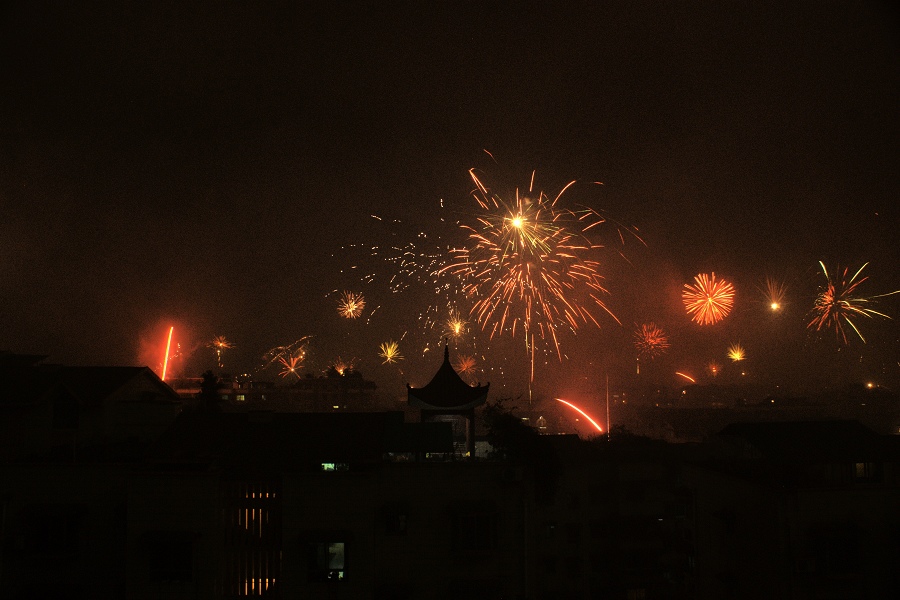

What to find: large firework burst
left=682, top=272, right=736, bottom=325
left=633, top=323, right=670, bottom=359
left=441, top=169, right=639, bottom=360
left=808, top=262, right=898, bottom=344
left=337, top=291, right=366, bottom=319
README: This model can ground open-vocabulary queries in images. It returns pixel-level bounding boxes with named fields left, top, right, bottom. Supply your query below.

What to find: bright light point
left=555, top=398, right=603, bottom=433
left=770, top=302, right=780, bottom=311
left=866, top=382, right=874, bottom=389
left=510, top=216, right=523, bottom=228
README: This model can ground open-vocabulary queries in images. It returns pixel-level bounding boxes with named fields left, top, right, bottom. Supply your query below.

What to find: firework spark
left=207, top=335, right=234, bottom=368
left=337, top=291, right=366, bottom=319
left=683, top=272, right=736, bottom=325
left=707, top=362, right=721, bottom=377
left=762, top=277, right=787, bottom=312
left=555, top=398, right=604, bottom=434
left=675, top=372, right=696, bottom=384
left=379, top=340, right=403, bottom=364
left=727, top=343, right=746, bottom=362
left=161, top=326, right=174, bottom=381
left=441, top=169, right=640, bottom=363
left=808, top=261, right=899, bottom=344
left=633, top=322, right=670, bottom=359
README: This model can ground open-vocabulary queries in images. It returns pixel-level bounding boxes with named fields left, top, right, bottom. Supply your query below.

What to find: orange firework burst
left=707, top=362, right=721, bottom=377
left=207, top=335, right=234, bottom=368
left=329, top=356, right=357, bottom=376
left=441, top=169, right=640, bottom=360
left=337, top=291, right=366, bottom=319
left=727, top=343, right=746, bottom=362
left=452, top=354, right=477, bottom=383
left=379, top=340, right=403, bottom=364
left=278, top=352, right=305, bottom=379
left=808, top=262, right=898, bottom=345
left=633, top=322, right=670, bottom=358
left=263, top=337, right=311, bottom=376
left=682, top=272, right=735, bottom=325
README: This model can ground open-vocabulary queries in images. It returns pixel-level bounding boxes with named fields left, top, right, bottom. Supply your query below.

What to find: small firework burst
left=452, top=354, right=477, bottom=383
left=337, top=291, right=366, bottom=319
left=808, top=262, right=899, bottom=345
left=683, top=272, right=736, bottom=325
left=707, top=362, right=721, bottom=377
left=761, top=277, right=787, bottom=312
left=262, top=337, right=311, bottom=374
left=329, top=356, right=357, bottom=376
left=278, top=352, right=305, bottom=379
left=633, top=322, right=670, bottom=359
left=379, top=340, right=403, bottom=364
left=207, top=335, right=234, bottom=368
left=727, top=343, right=746, bottom=362
left=446, top=311, right=467, bottom=339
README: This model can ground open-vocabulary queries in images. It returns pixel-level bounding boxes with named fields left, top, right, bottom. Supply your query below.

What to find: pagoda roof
left=407, top=346, right=489, bottom=410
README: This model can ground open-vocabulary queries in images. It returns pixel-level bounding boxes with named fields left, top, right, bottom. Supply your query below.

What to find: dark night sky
left=2, top=1, right=898, bottom=399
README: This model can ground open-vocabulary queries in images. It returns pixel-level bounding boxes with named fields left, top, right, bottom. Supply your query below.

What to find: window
left=321, top=462, right=349, bottom=472
left=854, top=462, right=878, bottom=480
left=309, top=542, right=346, bottom=581
left=236, top=394, right=246, bottom=402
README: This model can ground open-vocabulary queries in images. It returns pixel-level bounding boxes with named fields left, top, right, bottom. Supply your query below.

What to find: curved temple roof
left=407, top=346, right=489, bottom=410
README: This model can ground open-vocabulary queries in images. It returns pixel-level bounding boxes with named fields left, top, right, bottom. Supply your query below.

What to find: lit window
left=309, top=542, right=345, bottom=581
left=236, top=395, right=245, bottom=402
left=321, top=463, right=349, bottom=472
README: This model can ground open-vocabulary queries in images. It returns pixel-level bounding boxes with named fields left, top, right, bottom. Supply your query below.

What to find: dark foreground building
left=1, top=352, right=899, bottom=599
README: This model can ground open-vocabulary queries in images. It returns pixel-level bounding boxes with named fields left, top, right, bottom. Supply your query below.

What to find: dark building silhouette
left=407, top=345, right=489, bottom=457
left=1, top=352, right=899, bottom=599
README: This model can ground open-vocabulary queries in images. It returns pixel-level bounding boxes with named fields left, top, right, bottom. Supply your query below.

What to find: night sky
left=2, top=1, right=898, bottom=400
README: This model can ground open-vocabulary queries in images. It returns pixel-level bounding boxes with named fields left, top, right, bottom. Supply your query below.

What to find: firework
left=675, top=372, right=696, bottom=384
left=555, top=398, right=604, bottom=433
left=337, top=291, right=366, bottom=319
left=207, top=335, right=234, bottom=368
left=262, top=337, right=311, bottom=374
left=727, top=343, right=746, bottom=362
left=379, top=340, right=403, bottom=364
left=278, top=352, right=305, bottom=379
left=441, top=169, right=640, bottom=362
left=452, top=354, right=477, bottom=383
left=707, top=362, right=721, bottom=377
left=808, top=262, right=899, bottom=344
left=329, top=356, right=357, bottom=376
left=161, top=326, right=174, bottom=381
left=682, top=272, right=735, bottom=325
left=446, top=311, right=467, bottom=339
left=761, top=277, right=787, bottom=312
left=633, top=322, right=670, bottom=358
